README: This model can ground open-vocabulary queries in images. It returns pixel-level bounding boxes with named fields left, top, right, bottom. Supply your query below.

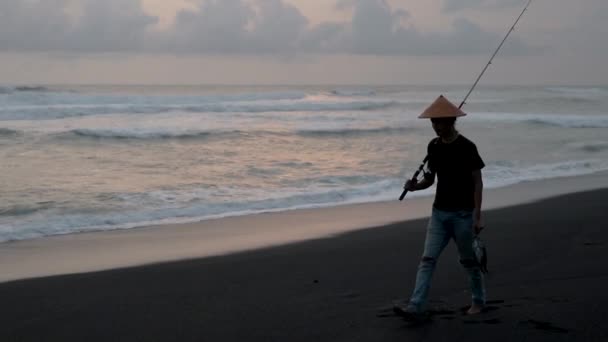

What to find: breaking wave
left=566, top=141, right=608, bottom=153
left=58, top=125, right=412, bottom=141
left=0, top=177, right=401, bottom=242
left=545, top=86, right=607, bottom=97
left=0, top=99, right=398, bottom=120
left=484, top=159, right=608, bottom=188
left=0, top=202, right=56, bottom=217
left=4, top=157, right=608, bottom=243
left=14, top=86, right=52, bottom=92
left=0, top=128, right=20, bottom=136
left=296, top=126, right=412, bottom=137
left=329, top=88, right=376, bottom=96
left=0, top=85, right=54, bottom=94
left=68, top=128, right=217, bottom=140
left=474, top=112, right=608, bottom=128
left=525, top=117, right=608, bottom=128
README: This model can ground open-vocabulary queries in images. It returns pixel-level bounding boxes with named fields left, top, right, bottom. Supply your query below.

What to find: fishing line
left=459, top=0, right=534, bottom=109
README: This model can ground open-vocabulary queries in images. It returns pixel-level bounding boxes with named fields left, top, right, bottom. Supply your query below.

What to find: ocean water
left=1, top=84, right=607, bottom=242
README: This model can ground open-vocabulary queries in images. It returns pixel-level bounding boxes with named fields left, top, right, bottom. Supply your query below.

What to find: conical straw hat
left=418, top=95, right=467, bottom=119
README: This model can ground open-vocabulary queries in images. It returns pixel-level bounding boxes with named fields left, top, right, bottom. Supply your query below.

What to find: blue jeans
left=408, top=208, right=485, bottom=311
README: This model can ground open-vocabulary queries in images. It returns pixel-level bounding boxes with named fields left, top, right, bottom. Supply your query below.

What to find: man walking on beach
left=397, top=95, right=486, bottom=317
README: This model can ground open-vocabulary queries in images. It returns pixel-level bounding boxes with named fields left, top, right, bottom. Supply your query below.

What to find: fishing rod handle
left=399, top=156, right=429, bottom=201
left=399, top=189, right=409, bottom=201
left=399, top=170, right=420, bottom=201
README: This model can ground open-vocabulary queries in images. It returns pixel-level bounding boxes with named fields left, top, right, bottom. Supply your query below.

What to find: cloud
left=0, top=0, right=535, bottom=56
left=250, top=0, right=309, bottom=52
left=161, top=0, right=308, bottom=54
left=167, top=0, right=535, bottom=56
left=158, top=0, right=253, bottom=53
left=0, top=0, right=156, bottom=52
left=0, top=0, right=71, bottom=51
left=67, top=0, right=157, bottom=52
left=303, top=0, right=533, bottom=56
left=443, top=0, right=525, bottom=12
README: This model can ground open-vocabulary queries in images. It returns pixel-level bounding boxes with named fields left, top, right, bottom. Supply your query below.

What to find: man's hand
left=473, top=218, right=484, bottom=235
left=404, top=178, right=418, bottom=192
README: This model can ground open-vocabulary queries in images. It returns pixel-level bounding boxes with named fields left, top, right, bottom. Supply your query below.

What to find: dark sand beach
left=2, top=188, right=608, bottom=341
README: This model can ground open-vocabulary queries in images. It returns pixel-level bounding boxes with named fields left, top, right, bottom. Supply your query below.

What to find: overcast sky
left=0, top=0, right=606, bottom=85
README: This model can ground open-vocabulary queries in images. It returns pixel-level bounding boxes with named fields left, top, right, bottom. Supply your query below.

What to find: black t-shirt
left=424, top=134, right=485, bottom=211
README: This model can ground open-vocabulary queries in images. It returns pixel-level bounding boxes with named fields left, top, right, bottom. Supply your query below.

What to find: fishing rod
left=459, top=0, right=533, bottom=110
left=399, top=0, right=533, bottom=201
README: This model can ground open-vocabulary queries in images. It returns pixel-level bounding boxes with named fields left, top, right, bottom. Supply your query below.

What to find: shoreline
left=1, top=171, right=607, bottom=283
